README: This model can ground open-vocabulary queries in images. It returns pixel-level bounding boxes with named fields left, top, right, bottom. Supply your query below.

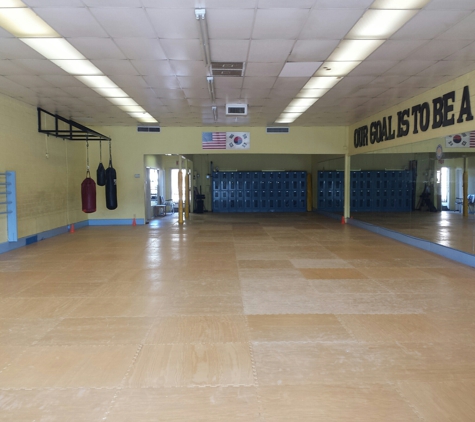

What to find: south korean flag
left=226, top=132, right=250, bottom=150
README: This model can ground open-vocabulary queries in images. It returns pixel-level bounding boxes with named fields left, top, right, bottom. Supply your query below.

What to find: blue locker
left=220, top=172, right=228, bottom=190
left=236, top=190, right=244, bottom=212
left=244, top=197, right=252, bottom=212
left=228, top=172, right=236, bottom=190
left=268, top=172, right=275, bottom=190
left=244, top=172, right=252, bottom=189
left=251, top=172, right=260, bottom=189
left=251, top=197, right=260, bottom=212
left=283, top=172, right=291, bottom=189
left=213, top=172, right=220, bottom=190
left=236, top=172, right=244, bottom=190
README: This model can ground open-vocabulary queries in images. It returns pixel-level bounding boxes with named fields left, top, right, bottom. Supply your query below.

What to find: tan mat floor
left=0, top=213, right=474, bottom=421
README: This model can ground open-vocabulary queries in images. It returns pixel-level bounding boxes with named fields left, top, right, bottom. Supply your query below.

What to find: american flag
left=470, top=130, right=475, bottom=148
left=202, top=132, right=226, bottom=149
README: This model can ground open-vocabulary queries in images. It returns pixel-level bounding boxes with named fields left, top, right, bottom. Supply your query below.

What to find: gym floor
left=0, top=213, right=474, bottom=421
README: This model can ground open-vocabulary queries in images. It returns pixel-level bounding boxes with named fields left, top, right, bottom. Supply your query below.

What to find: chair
left=161, top=196, right=175, bottom=214
left=153, top=196, right=167, bottom=217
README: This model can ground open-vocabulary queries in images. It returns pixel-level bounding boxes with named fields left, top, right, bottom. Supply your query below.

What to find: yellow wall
left=349, top=69, right=475, bottom=155
left=87, top=126, right=347, bottom=219
left=0, top=93, right=85, bottom=243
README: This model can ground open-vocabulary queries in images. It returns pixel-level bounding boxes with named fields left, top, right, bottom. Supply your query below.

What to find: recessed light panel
left=327, top=40, right=385, bottom=61
left=371, top=0, right=431, bottom=9
left=0, top=8, right=59, bottom=37
left=346, top=10, right=417, bottom=39
left=21, top=38, right=83, bottom=59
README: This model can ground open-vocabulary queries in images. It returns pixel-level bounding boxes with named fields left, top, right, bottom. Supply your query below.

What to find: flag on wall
left=202, top=132, right=226, bottom=149
left=446, top=132, right=470, bottom=147
left=226, top=132, right=250, bottom=150
left=470, top=131, right=475, bottom=148
left=202, top=132, right=251, bottom=150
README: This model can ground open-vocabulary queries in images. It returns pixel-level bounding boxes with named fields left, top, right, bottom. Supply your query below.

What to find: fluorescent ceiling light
left=279, top=62, right=323, bottom=77
left=21, top=38, right=84, bottom=59
left=207, top=76, right=215, bottom=101
left=289, top=98, right=318, bottom=108
left=51, top=60, right=102, bottom=75
left=284, top=105, right=314, bottom=113
left=92, top=87, right=129, bottom=98
left=76, top=76, right=118, bottom=89
left=304, top=77, right=340, bottom=89
left=118, top=105, right=146, bottom=113
left=297, top=88, right=329, bottom=98
left=315, top=61, right=360, bottom=77
left=2, top=1, right=27, bottom=7
left=132, top=113, right=158, bottom=123
left=0, top=8, right=59, bottom=37
left=195, top=8, right=211, bottom=67
left=327, top=39, right=384, bottom=61
left=346, top=10, right=417, bottom=39
left=371, top=0, right=431, bottom=9
left=212, top=106, right=217, bottom=122
left=107, top=97, right=139, bottom=106
left=275, top=113, right=302, bottom=123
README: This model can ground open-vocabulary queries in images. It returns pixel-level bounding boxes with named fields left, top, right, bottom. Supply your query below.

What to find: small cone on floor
left=341, top=216, right=346, bottom=224
left=69, top=223, right=75, bottom=233
left=132, top=217, right=137, bottom=226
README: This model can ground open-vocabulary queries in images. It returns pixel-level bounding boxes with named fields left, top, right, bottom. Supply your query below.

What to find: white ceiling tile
left=0, top=60, right=30, bottom=76
left=288, top=40, right=338, bottom=62
left=215, top=88, right=242, bottom=100
left=368, top=75, right=410, bottom=87
left=407, top=40, right=473, bottom=61
left=258, top=0, right=316, bottom=7
left=425, top=0, right=475, bottom=9
left=132, top=60, right=175, bottom=77
left=114, top=38, right=167, bottom=60
left=183, top=89, right=210, bottom=99
left=366, top=40, right=428, bottom=61
left=392, top=10, right=468, bottom=40
left=160, top=39, right=203, bottom=61
left=248, top=40, right=294, bottom=62
left=446, top=41, right=475, bottom=60
left=4, top=75, right=55, bottom=88
left=384, top=60, right=436, bottom=76
left=177, top=77, right=209, bottom=89
left=252, top=9, right=309, bottom=39
left=68, top=38, right=127, bottom=59
left=82, top=0, right=143, bottom=7
left=12, top=59, right=68, bottom=75
left=417, top=60, right=475, bottom=77
left=300, top=9, right=364, bottom=40
left=141, top=0, right=196, bottom=7
left=315, top=0, right=372, bottom=9
left=170, top=60, right=206, bottom=76
left=23, top=0, right=84, bottom=6
left=142, top=75, right=181, bottom=89
left=273, top=77, right=308, bottom=90
left=207, top=9, right=255, bottom=40
left=153, top=89, right=186, bottom=99
left=33, top=7, right=108, bottom=37
left=244, top=62, right=283, bottom=76
left=242, top=96, right=268, bottom=106
left=0, top=39, right=44, bottom=60
left=0, top=28, right=13, bottom=38
left=401, top=75, right=447, bottom=89
left=40, top=75, right=86, bottom=87
left=91, top=60, right=139, bottom=75
left=214, top=77, right=243, bottom=90
left=29, top=87, right=69, bottom=97
left=109, top=75, right=149, bottom=88
left=61, top=86, right=102, bottom=97
left=348, top=61, right=399, bottom=76
left=209, top=40, right=250, bottom=62
left=147, top=8, right=199, bottom=39
left=279, top=62, right=322, bottom=77
left=89, top=8, right=156, bottom=38
left=201, top=0, right=258, bottom=8
left=243, top=77, right=276, bottom=89
left=437, top=12, right=475, bottom=40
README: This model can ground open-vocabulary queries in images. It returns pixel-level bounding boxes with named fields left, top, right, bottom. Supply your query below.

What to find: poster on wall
left=445, top=131, right=475, bottom=148
left=202, top=132, right=251, bottom=150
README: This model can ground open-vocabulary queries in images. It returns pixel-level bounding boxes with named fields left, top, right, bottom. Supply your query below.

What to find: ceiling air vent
left=211, top=62, right=244, bottom=77
left=267, top=127, right=290, bottom=134
left=137, top=126, right=161, bottom=133
left=226, top=104, right=248, bottom=116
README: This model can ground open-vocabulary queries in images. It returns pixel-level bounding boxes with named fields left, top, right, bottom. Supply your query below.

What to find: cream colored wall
left=0, top=93, right=85, bottom=243
left=87, top=126, right=347, bottom=220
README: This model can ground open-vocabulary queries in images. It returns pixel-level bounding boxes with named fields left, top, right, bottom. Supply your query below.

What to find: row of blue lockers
left=318, top=170, right=414, bottom=212
left=213, top=171, right=307, bottom=212
left=212, top=171, right=307, bottom=191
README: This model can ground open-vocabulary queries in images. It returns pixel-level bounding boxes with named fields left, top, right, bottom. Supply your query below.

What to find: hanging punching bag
left=97, top=141, right=106, bottom=186
left=81, top=171, right=96, bottom=213
left=105, top=158, right=117, bottom=210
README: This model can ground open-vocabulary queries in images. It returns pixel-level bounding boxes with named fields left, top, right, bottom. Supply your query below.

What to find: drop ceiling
left=1, top=0, right=475, bottom=127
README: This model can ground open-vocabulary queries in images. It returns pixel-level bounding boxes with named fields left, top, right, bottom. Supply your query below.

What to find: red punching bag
left=81, top=171, right=96, bottom=213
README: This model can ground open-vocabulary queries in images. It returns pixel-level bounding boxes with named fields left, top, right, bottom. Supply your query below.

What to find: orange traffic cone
left=341, top=216, right=346, bottom=224
left=132, top=217, right=137, bottom=226
left=69, top=223, right=75, bottom=233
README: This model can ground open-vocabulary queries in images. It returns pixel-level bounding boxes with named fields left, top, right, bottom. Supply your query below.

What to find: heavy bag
left=105, top=162, right=118, bottom=210
left=96, top=162, right=106, bottom=186
left=81, top=173, right=96, bottom=213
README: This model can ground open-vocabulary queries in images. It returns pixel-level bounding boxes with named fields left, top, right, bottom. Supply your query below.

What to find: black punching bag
left=81, top=172, right=96, bottom=213
left=96, top=140, right=106, bottom=186
left=97, top=162, right=106, bottom=186
left=105, top=159, right=117, bottom=210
